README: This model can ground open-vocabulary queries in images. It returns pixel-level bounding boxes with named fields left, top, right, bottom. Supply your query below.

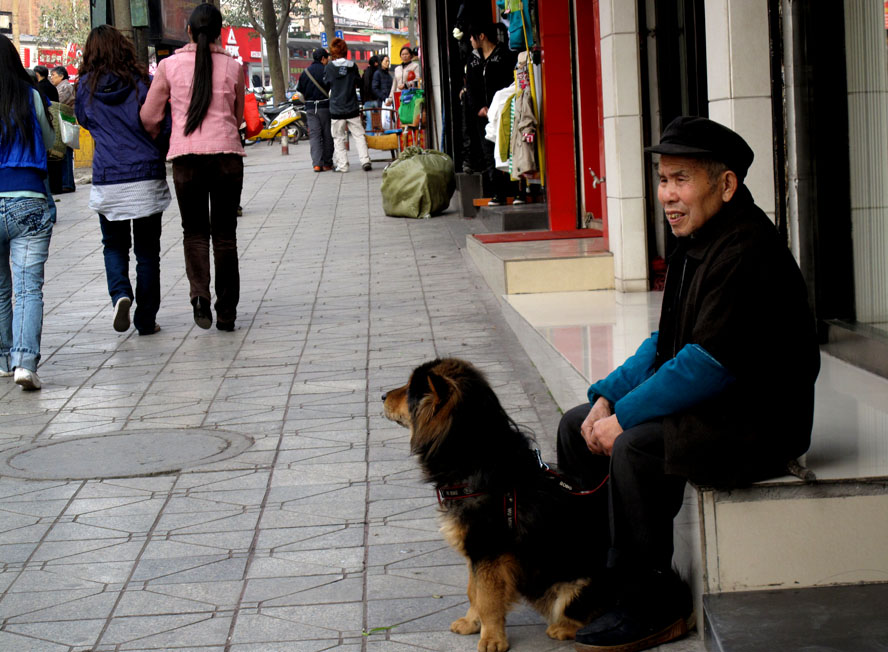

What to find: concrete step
left=703, top=583, right=888, bottom=651
left=466, top=233, right=613, bottom=294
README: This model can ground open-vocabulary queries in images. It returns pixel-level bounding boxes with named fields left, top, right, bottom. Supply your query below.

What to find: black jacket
left=37, top=78, right=59, bottom=103
left=372, top=68, right=393, bottom=102
left=481, top=43, right=516, bottom=108
left=657, top=186, right=820, bottom=486
left=361, top=65, right=378, bottom=103
left=324, top=59, right=360, bottom=119
left=296, top=61, right=330, bottom=103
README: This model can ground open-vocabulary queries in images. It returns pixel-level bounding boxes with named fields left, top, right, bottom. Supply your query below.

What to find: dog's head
left=383, top=358, right=528, bottom=481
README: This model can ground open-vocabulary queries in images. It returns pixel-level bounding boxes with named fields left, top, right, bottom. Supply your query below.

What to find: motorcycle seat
left=262, top=104, right=291, bottom=119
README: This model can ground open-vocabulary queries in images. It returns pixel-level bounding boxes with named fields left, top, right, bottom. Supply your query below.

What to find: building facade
left=418, top=0, right=888, bottom=379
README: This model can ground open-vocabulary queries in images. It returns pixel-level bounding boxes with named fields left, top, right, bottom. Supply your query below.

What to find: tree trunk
left=408, top=0, right=417, bottom=47
left=279, top=14, right=291, bottom=89
left=322, top=0, right=335, bottom=47
left=260, top=0, right=285, bottom=104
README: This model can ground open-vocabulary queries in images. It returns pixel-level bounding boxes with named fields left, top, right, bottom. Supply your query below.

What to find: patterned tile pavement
left=0, top=143, right=704, bottom=651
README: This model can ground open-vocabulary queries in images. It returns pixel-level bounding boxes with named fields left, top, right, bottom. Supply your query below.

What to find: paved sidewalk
left=0, top=142, right=701, bottom=651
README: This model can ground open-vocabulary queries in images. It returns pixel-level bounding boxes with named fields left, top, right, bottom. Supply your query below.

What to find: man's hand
left=478, top=106, right=488, bottom=118
left=580, top=396, right=612, bottom=454
left=589, top=414, right=623, bottom=455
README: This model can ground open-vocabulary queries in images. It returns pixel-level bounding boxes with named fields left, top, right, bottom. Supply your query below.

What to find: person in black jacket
left=361, top=55, right=379, bottom=130
left=469, top=23, right=516, bottom=205
left=373, top=55, right=393, bottom=102
left=33, top=66, right=59, bottom=103
left=559, top=117, right=820, bottom=652
left=296, top=48, right=333, bottom=172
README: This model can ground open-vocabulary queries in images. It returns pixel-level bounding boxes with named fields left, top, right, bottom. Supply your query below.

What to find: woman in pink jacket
left=141, top=3, right=244, bottom=331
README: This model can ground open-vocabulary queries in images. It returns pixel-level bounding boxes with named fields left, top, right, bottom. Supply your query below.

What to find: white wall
left=704, top=0, right=776, bottom=220
left=598, top=0, right=649, bottom=292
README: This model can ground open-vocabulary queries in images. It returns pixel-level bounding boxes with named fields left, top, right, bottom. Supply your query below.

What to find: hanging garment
left=510, top=88, right=537, bottom=177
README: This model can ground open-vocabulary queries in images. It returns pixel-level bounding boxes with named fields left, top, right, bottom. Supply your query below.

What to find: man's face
left=49, top=70, right=63, bottom=86
left=657, top=155, right=727, bottom=237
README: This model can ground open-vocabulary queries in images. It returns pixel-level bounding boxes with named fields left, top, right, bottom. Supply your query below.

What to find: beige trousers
left=331, top=116, right=371, bottom=171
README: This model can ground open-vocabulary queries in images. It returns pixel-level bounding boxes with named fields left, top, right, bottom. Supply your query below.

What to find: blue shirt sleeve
left=588, top=332, right=659, bottom=405
left=613, top=343, right=736, bottom=430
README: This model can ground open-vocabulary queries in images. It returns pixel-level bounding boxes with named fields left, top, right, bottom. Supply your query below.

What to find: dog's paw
left=478, top=633, right=510, bottom=652
left=451, top=616, right=481, bottom=635
left=546, top=622, right=581, bottom=640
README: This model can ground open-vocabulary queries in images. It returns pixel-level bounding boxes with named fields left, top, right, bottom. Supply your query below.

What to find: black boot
left=574, top=569, right=693, bottom=652
left=192, top=296, right=213, bottom=330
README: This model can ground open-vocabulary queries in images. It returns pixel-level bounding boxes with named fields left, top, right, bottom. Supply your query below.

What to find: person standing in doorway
left=141, top=3, right=245, bottom=332
left=296, top=48, right=334, bottom=172
left=76, top=25, right=171, bottom=336
left=324, top=38, right=371, bottom=173
left=469, top=24, right=516, bottom=205
left=0, top=34, right=56, bottom=390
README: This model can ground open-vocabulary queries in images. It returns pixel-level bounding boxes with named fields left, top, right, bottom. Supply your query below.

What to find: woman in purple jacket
left=76, top=25, right=171, bottom=336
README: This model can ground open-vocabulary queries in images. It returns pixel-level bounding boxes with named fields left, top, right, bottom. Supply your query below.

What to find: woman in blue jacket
left=76, top=25, right=171, bottom=335
left=0, top=34, right=56, bottom=390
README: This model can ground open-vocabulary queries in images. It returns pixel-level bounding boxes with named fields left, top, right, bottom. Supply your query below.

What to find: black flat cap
left=645, top=116, right=754, bottom=180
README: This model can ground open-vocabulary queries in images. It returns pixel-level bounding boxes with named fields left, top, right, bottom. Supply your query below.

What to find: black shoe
left=216, top=320, right=235, bottom=332
left=362, top=162, right=372, bottom=171
left=192, top=297, right=212, bottom=329
left=138, top=323, right=161, bottom=336
left=574, top=571, right=692, bottom=652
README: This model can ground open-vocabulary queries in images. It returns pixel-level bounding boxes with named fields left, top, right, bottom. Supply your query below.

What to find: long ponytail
left=184, top=3, right=222, bottom=136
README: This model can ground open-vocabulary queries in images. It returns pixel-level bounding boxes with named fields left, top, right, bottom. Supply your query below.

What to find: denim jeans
left=99, top=214, right=162, bottom=333
left=172, top=154, right=243, bottom=324
left=0, top=196, right=53, bottom=373
left=363, top=100, right=379, bottom=131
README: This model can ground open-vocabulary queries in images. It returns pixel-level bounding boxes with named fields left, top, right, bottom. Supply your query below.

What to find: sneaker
left=113, top=297, right=132, bottom=332
left=335, top=166, right=349, bottom=173
left=216, top=320, right=235, bottom=332
left=487, top=197, right=505, bottom=206
left=14, top=367, right=41, bottom=391
left=138, top=323, right=161, bottom=336
left=574, top=571, right=692, bottom=652
left=322, top=165, right=333, bottom=171
left=362, top=162, right=372, bottom=171
left=513, top=196, right=526, bottom=205
left=0, top=369, right=13, bottom=377
left=192, top=296, right=213, bottom=330
left=313, top=166, right=322, bottom=172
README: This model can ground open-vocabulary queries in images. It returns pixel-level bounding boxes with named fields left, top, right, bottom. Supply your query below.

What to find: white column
left=599, top=0, right=649, bottom=292
left=844, top=0, right=888, bottom=324
left=704, top=0, right=776, bottom=221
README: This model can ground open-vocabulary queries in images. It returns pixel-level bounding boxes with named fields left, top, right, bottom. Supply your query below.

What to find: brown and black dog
left=383, top=358, right=610, bottom=652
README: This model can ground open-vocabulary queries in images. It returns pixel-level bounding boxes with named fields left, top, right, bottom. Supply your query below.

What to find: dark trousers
left=61, top=147, right=75, bottom=192
left=172, top=154, right=243, bottom=324
left=557, top=404, right=687, bottom=575
left=478, top=118, right=509, bottom=201
left=99, top=214, right=162, bottom=333
left=305, top=105, right=334, bottom=168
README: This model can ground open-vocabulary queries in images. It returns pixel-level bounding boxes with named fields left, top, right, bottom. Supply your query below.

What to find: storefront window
left=844, top=1, right=888, bottom=337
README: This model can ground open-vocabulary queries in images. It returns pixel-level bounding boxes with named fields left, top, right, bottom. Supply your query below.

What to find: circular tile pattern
left=0, top=430, right=254, bottom=480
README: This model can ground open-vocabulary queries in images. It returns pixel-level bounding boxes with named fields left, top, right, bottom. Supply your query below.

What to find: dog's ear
left=426, top=371, right=452, bottom=408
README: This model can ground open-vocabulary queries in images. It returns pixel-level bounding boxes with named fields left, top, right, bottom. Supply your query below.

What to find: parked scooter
left=243, top=99, right=307, bottom=146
